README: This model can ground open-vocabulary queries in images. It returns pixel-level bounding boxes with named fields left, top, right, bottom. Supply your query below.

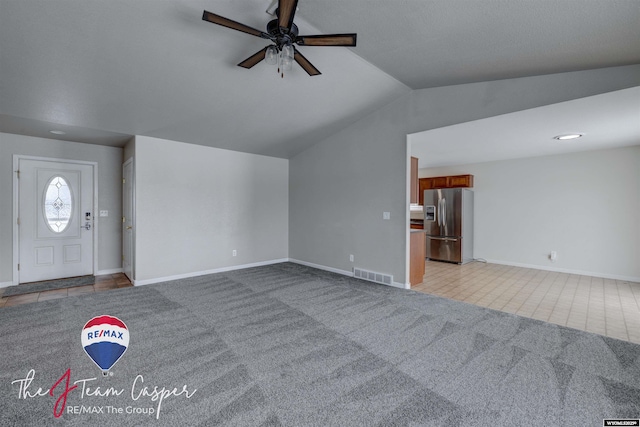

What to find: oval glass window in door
left=43, top=176, right=73, bottom=233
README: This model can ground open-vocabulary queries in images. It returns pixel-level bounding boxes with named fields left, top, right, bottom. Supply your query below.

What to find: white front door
left=18, top=158, right=94, bottom=283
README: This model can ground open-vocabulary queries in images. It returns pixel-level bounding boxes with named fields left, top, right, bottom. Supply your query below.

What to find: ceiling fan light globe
left=265, top=46, right=278, bottom=65
left=282, top=44, right=294, bottom=60
left=280, top=44, right=295, bottom=71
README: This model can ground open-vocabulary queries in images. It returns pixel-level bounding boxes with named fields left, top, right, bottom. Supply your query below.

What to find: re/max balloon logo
left=81, top=315, right=130, bottom=375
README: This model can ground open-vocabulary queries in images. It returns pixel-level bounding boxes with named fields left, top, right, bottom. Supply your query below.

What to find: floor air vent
left=353, top=268, right=393, bottom=286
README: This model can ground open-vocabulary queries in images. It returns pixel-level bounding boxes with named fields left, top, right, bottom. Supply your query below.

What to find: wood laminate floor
left=0, top=273, right=133, bottom=308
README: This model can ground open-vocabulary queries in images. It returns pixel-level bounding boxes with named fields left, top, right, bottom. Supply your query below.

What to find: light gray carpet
left=2, top=275, right=95, bottom=297
left=0, top=262, right=638, bottom=426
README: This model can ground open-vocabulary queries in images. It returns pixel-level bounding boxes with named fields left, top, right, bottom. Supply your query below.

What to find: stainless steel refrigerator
left=423, top=188, right=473, bottom=264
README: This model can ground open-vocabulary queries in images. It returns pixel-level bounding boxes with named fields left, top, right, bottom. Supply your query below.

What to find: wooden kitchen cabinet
left=418, top=174, right=474, bottom=205
left=410, top=157, right=419, bottom=204
left=418, top=179, right=428, bottom=206
left=410, top=231, right=426, bottom=286
left=426, top=176, right=448, bottom=189
left=447, top=174, right=474, bottom=188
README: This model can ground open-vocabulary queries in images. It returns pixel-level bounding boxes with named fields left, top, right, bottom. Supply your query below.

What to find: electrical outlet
left=349, top=254, right=354, bottom=262
left=232, top=250, right=237, bottom=257
left=99, top=210, right=108, bottom=217
left=550, top=251, right=557, bottom=262
left=383, top=212, right=390, bottom=220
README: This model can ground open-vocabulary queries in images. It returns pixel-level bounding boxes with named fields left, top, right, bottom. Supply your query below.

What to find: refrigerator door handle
left=428, top=237, right=458, bottom=242
left=442, top=198, right=446, bottom=224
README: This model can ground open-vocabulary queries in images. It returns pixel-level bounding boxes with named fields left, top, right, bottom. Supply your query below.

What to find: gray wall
left=289, top=65, right=640, bottom=285
left=421, top=146, right=640, bottom=281
left=123, top=138, right=135, bottom=162
left=132, top=136, right=289, bottom=283
left=0, top=133, right=123, bottom=284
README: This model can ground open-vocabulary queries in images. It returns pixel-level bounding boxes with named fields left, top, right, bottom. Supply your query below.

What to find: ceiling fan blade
left=238, top=47, right=268, bottom=69
left=202, top=10, right=267, bottom=38
left=294, top=48, right=321, bottom=76
left=296, top=34, right=357, bottom=47
left=278, top=0, right=299, bottom=30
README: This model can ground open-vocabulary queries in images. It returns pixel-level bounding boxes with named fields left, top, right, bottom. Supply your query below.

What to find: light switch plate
left=383, top=212, right=390, bottom=220
left=99, top=210, right=109, bottom=217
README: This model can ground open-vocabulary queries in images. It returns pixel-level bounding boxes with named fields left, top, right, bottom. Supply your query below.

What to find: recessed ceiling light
left=49, top=130, right=66, bottom=135
left=553, top=133, right=583, bottom=141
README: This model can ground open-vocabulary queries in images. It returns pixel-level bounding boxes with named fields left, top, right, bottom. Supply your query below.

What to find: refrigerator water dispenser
left=424, top=205, right=436, bottom=221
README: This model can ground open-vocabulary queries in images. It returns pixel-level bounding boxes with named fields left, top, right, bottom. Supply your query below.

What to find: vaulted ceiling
left=1, top=0, right=639, bottom=158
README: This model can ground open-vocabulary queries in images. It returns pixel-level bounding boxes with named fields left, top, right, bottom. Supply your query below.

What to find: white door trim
left=12, top=155, right=99, bottom=285
left=122, top=157, right=135, bottom=281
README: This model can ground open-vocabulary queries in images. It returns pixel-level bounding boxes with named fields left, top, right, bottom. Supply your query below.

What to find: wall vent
left=353, top=267, right=393, bottom=286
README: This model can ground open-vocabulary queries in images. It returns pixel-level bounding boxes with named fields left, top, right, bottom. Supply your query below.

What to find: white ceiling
left=302, top=0, right=640, bottom=89
left=1, top=0, right=639, bottom=159
left=410, top=87, right=640, bottom=168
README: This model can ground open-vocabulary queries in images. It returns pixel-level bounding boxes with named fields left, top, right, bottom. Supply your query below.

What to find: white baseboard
left=96, top=268, right=124, bottom=276
left=133, top=258, right=289, bottom=286
left=391, top=281, right=411, bottom=290
left=288, top=258, right=353, bottom=277
left=0, top=281, right=16, bottom=289
left=134, top=258, right=409, bottom=290
left=483, top=259, right=640, bottom=283
left=288, top=258, right=410, bottom=289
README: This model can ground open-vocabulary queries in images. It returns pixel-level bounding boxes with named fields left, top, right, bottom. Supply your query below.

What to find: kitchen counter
left=410, top=220, right=424, bottom=230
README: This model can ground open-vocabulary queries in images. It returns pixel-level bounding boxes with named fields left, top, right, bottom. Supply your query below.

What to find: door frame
left=12, top=155, right=99, bottom=285
left=122, top=157, right=135, bottom=281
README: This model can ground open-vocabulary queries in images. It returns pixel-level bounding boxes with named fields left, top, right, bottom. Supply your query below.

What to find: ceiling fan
left=202, top=0, right=357, bottom=77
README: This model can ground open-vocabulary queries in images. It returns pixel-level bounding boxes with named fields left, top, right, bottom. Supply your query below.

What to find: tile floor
left=412, top=260, right=640, bottom=344
left=0, top=273, right=133, bottom=308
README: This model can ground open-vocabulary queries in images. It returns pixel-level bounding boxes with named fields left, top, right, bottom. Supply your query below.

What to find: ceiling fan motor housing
left=267, top=19, right=298, bottom=48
